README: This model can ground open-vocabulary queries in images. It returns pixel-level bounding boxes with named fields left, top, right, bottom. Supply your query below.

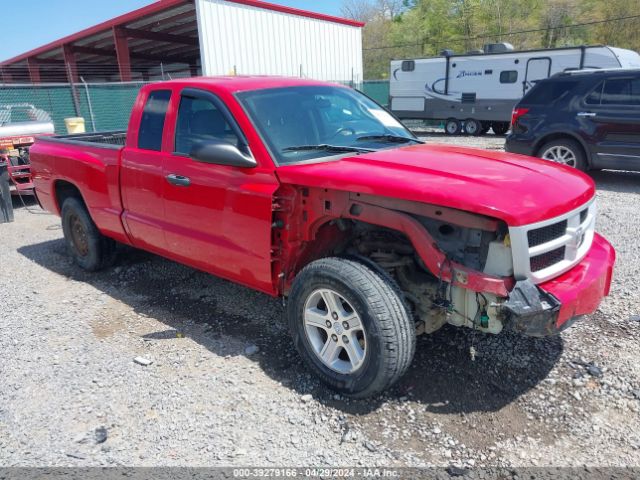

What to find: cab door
left=120, top=89, right=172, bottom=253
left=161, top=88, right=279, bottom=293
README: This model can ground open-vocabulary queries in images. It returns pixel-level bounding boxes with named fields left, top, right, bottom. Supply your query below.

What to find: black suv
left=505, top=69, right=640, bottom=171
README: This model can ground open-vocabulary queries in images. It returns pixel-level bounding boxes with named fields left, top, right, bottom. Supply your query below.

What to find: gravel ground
left=1, top=133, right=639, bottom=468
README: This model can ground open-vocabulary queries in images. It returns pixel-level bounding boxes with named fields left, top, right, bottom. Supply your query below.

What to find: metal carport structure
left=0, top=0, right=363, bottom=84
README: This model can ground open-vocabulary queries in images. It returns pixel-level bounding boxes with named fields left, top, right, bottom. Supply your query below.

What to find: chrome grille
left=530, top=246, right=566, bottom=272
left=527, top=220, right=568, bottom=248
left=509, top=199, right=596, bottom=284
left=580, top=208, right=588, bottom=224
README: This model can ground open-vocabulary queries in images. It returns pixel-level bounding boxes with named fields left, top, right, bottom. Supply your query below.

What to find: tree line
left=341, top=0, right=640, bottom=79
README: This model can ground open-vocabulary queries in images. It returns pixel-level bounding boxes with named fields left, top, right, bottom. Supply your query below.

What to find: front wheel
left=287, top=257, right=415, bottom=398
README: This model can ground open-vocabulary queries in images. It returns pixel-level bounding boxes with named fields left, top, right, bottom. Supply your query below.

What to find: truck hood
left=275, top=144, right=595, bottom=226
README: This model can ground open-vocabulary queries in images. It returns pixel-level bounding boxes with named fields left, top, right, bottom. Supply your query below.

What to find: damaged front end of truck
left=273, top=185, right=613, bottom=339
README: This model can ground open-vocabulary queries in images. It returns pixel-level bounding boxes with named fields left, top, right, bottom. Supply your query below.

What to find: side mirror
left=189, top=141, right=257, bottom=168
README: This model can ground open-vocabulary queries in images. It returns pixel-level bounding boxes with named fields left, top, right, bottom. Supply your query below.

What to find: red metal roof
left=0, top=0, right=364, bottom=66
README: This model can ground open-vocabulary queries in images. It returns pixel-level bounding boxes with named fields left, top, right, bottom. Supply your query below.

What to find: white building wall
left=195, top=0, right=363, bottom=83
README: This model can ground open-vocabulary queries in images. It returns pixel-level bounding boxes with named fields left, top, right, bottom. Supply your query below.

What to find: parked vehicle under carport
left=0, top=104, right=55, bottom=197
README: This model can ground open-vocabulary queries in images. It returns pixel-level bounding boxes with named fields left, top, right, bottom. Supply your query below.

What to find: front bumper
left=503, top=233, right=615, bottom=336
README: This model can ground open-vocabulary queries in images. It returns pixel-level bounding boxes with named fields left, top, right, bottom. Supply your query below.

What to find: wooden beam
left=63, top=44, right=80, bottom=83
left=119, top=27, right=198, bottom=46
left=71, top=45, right=194, bottom=64
left=27, top=58, right=41, bottom=83
left=0, top=66, right=12, bottom=83
left=71, top=45, right=115, bottom=57
left=113, top=26, right=132, bottom=81
left=131, top=41, right=200, bottom=57
left=85, top=20, right=198, bottom=51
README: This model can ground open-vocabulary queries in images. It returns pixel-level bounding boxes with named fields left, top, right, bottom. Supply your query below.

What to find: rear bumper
left=504, top=233, right=615, bottom=336
left=504, top=134, right=536, bottom=156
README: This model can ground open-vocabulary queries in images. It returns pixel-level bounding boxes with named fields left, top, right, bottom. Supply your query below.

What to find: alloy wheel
left=541, top=145, right=577, bottom=167
left=303, top=288, right=367, bottom=374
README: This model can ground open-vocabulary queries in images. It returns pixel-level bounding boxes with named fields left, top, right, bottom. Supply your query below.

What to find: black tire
left=444, top=118, right=462, bottom=135
left=61, top=197, right=116, bottom=271
left=464, top=118, right=482, bottom=136
left=0, top=163, right=13, bottom=223
left=287, top=257, right=416, bottom=398
left=537, top=138, right=587, bottom=171
left=491, top=122, right=510, bottom=135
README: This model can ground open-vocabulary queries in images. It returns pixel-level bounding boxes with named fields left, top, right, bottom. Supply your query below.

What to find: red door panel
left=160, top=87, right=280, bottom=293
left=120, top=89, right=172, bottom=252
left=162, top=159, right=279, bottom=292
left=120, top=148, right=167, bottom=251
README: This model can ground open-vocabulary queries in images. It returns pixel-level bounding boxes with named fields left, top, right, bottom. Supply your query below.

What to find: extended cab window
left=175, top=96, right=240, bottom=155
left=601, top=77, right=640, bottom=105
left=138, top=90, right=171, bottom=151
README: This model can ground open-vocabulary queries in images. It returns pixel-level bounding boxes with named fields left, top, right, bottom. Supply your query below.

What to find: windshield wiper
left=282, top=144, right=375, bottom=153
left=356, top=134, right=424, bottom=144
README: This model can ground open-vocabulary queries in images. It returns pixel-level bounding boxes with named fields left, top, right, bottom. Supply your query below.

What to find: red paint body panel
left=539, top=233, right=615, bottom=326
left=277, top=143, right=596, bottom=227
left=29, top=139, right=130, bottom=244
left=28, top=77, right=614, bottom=334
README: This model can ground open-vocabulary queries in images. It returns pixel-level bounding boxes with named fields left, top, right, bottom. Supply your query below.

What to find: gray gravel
left=1, top=133, right=639, bottom=467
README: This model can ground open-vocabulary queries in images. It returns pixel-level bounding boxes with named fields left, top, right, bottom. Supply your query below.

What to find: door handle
left=577, top=112, right=596, bottom=117
left=166, top=174, right=191, bottom=187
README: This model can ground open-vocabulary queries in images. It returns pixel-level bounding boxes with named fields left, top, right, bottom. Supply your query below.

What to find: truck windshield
left=236, top=86, right=417, bottom=165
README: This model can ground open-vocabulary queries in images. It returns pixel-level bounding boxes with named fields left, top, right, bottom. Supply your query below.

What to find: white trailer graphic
left=390, top=44, right=640, bottom=134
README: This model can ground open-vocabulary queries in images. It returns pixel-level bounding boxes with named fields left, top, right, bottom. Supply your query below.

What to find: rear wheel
left=61, top=197, right=116, bottom=271
left=464, top=118, right=482, bottom=136
left=492, top=122, right=510, bottom=135
left=538, top=139, right=587, bottom=171
left=287, top=257, right=415, bottom=398
left=445, top=118, right=462, bottom=135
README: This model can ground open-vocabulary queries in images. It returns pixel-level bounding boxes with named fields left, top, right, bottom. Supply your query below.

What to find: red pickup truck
left=30, top=77, right=615, bottom=397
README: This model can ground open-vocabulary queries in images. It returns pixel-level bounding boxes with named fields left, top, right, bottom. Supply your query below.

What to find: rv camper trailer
left=389, top=44, right=640, bottom=135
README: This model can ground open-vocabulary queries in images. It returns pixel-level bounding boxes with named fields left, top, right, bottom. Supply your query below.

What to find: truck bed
left=30, top=130, right=129, bottom=243
left=40, top=131, right=127, bottom=149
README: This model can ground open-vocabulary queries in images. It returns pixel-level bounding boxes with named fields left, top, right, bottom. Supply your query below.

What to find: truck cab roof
left=153, top=75, right=341, bottom=93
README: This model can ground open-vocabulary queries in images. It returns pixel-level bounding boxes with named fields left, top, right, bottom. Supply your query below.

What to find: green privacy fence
left=360, top=80, right=390, bottom=106
left=82, top=83, right=146, bottom=132
left=0, top=80, right=390, bottom=134
left=0, top=82, right=147, bottom=134
left=0, top=84, right=91, bottom=134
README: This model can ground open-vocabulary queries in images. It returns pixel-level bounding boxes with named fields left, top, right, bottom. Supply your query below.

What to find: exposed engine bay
left=344, top=216, right=513, bottom=336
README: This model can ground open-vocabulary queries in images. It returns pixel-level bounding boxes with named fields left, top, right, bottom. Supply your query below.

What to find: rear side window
left=601, top=77, right=640, bottom=105
left=138, top=90, right=171, bottom=151
left=500, top=71, right=518, bottom=83
left=585, top=81, right=604, bottom=105
left=522, top=80, right=579, bottom=105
